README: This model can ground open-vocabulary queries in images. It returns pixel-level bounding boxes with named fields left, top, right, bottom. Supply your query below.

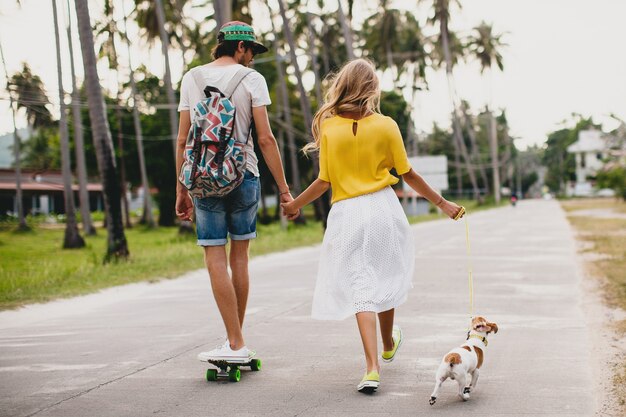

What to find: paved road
left=0, top=200, right=594, bottom=417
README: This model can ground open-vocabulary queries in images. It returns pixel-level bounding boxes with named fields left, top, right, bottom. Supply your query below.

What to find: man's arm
left=252, top=105, right=291, bottom=200
left=175, top=110, right=193, bottom=221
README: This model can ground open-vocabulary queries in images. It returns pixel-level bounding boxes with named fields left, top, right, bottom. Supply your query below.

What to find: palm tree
left=213, top=0, right=232, bottom=29
left=0, top=40, right=28, bottom=230
left=268, top=10, right=306, bottom=224
left=305, top=12, right=323, bottom=105
left=65, top=0, right=95, bottom=235
left=121, top=0, right=155, bottom=227
left=134, top=0, right=181, bottom=154
left=276, top=0, right=328, bottom=222
left=96, top=0, right=132, bottom=228
left=361, top=4, right=427, bottom=154
left=52, top=0, right=85, bottom=248
left=8, top=64, right=54, bottom=226
left=269, top=17, right=302, bottom=196
left=423, top=0, right=480, bottom=199
left=461, top=101, right=490, bottom=193
left=468, top=21, right=506, bottom=203
left=74, top=0, right=129, bottom=260
left=336, top=0, right=355, bottom=59
left=362, top=2, right=403, bottom=77
left=8, top=63, right=54, bottom=132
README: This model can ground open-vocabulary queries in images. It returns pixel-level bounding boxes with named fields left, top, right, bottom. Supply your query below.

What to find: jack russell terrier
left=429, top=316, right=498, bottom=405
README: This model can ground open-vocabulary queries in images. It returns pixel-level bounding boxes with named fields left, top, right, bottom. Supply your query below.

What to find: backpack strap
left=224, top=67, right=255, bottom=98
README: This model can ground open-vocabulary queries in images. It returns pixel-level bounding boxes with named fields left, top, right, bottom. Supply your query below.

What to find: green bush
left=597, top=166, right=626, bottom=200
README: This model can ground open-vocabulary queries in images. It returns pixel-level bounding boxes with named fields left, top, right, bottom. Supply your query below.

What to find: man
left=175, top=21, right=294, bottom=360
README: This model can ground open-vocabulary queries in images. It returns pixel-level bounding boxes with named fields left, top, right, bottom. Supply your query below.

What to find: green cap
left=219, top=21, right=268, bottom=54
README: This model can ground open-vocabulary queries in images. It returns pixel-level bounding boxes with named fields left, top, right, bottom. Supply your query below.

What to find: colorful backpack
left=178, top=66, right=254, bottom=198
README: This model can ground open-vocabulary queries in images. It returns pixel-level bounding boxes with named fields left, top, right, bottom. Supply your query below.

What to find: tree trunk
left=276, top=0, right=328, bottom=222
left=154, top=0, right=189, bottom=231
left=0, top=40, right=28, bottom=231
left=489, top=109, right=501, bottom=203
left=213, top=0, right=232, bottom=29
left=441, top=19, right=480, bottom=200
left=271, top=20, right=301, bottom=194
left=336, top=0, right=355, bottom=60
left=66, top=0, right=95, bottom=235
left=270, top=7, right=306, bottom=224
left=501, top=123, right=512, bottom=190
left=453, top=136, right=462, bottom=197
left=276, top=128, right=288, bottom=229
left=74, top=0, right=129, bottom=261
left=116, top=105, right=132, bottom=228
left=305, top=12, right=323, bottom=106
left=154, top=0, right=179, bottom=155
left=53, top=0, right=85, bottom=249
left=121, top=0, right=155, bottom=228
left=462, top=106, right=490, bottom=194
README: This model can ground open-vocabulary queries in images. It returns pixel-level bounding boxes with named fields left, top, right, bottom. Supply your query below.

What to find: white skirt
left=311, top=186, right=415, bottom=320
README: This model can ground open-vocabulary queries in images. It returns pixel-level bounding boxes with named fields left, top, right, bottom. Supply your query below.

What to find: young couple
left=175, top=21, right=464, bottom=393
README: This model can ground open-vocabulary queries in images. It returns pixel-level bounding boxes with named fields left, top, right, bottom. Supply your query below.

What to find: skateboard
left=201, top=357, right=262, bottom=382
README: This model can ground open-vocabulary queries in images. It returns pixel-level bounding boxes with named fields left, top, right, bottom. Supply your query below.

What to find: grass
left=560, top=199, right=626, bottom=311
left=0, top=221, right=324, bottom=310
left=0, top=197, right=508, bottom=310
left=560, top=198, right=626, bottom=411
left=407, top=197, right=508, bottom=224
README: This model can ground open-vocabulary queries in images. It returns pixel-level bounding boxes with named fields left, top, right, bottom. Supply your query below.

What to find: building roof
left=0, top=169, right=102, bottom=192
left=567, top=130, right=606, bottom=153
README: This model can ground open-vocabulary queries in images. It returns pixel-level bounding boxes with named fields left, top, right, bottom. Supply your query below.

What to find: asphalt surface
left=0, top=200, right=594, bottom=417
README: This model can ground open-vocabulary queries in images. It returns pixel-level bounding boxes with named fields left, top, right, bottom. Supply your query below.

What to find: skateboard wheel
left=206, top=369, right=218, bottom=381
left=250, top=359, right=261, bottom=371
left=228, top=367, right=241, bottom=382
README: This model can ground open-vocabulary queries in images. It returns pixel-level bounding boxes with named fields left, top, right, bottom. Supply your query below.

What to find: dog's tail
left=444, top=353, right=462, bottom=367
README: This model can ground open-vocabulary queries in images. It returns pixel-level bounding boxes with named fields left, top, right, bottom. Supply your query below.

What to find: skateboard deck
left=200, top=357, right=262, bottom=382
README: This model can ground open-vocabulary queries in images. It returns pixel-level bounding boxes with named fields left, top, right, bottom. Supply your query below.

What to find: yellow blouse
left=318, top=113, right=412, bottom=204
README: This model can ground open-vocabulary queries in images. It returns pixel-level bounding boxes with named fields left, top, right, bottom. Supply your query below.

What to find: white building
left=566, top=130, right=607, bottom=196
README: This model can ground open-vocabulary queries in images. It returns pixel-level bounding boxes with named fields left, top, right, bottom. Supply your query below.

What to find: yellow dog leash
left=454, top=206, right=474, bottom=319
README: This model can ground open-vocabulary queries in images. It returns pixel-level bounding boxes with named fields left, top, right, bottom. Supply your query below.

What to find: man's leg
left=204, top=246, right=245, bottom=350
left=229, top=239, right=250, bottom=327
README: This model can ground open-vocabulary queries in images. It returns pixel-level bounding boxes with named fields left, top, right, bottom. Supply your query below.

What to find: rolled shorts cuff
left=230, top=231, right=257, bottom=241
left=197, top=238, right=228, bottom=247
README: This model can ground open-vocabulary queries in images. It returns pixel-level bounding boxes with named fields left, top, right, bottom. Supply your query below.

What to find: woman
left=282, top=59, right=464, bottom=393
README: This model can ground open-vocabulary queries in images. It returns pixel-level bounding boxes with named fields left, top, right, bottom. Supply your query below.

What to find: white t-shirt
left=178, top=64, right=272, bottom=177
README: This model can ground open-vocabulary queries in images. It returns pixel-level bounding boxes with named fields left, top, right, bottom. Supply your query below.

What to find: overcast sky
left=1, top=0, right=625, bottom=150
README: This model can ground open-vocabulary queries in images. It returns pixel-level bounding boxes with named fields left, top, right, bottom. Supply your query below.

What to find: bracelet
left=279, top=190, right=291, bottom=195
left=435, top=197, right=444, bottom=206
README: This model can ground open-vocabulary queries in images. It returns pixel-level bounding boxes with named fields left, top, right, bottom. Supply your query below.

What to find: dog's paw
left=461, top=392, right=470, bottom=401
left=429, top=396, right=437, bottom=406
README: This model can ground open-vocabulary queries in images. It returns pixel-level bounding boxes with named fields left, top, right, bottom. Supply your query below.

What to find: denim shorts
left=193, top=171, right=260, bottom=246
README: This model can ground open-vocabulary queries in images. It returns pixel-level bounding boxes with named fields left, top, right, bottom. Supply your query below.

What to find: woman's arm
left=401, top=168, right=464, bottom=219
left=281, top=178, right=331, bottom=220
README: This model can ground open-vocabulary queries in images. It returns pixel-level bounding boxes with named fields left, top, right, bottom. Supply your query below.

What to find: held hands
left=280, top=191, right=300, bottom=221
left=437, top=198, right=465, bottom=220
left=175, top=190, right=194, bottom=222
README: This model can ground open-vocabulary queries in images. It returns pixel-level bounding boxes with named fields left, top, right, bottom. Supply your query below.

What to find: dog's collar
left=466, top=331, right=488, bottom=347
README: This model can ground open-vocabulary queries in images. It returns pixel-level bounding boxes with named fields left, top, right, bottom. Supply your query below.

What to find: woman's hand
left=438, top=199, right=464, bottom=220
left=281, top=200, right=300, bottom=221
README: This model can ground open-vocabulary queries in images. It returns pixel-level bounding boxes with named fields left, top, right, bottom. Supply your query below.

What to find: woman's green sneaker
left=357, top=371, right=380, bottom=393
left=382, top=325, right=403, bottom=362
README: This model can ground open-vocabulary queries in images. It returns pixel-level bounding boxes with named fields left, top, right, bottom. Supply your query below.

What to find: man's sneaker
left=197, top=341, right=254, bottom=363
left=357, top=371, right=380, bottom=393
left=382, top=325, right=403, bottom=363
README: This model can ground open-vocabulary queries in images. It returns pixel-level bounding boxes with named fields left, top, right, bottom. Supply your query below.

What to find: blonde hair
left=304, top=58, right=381, bottom=153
